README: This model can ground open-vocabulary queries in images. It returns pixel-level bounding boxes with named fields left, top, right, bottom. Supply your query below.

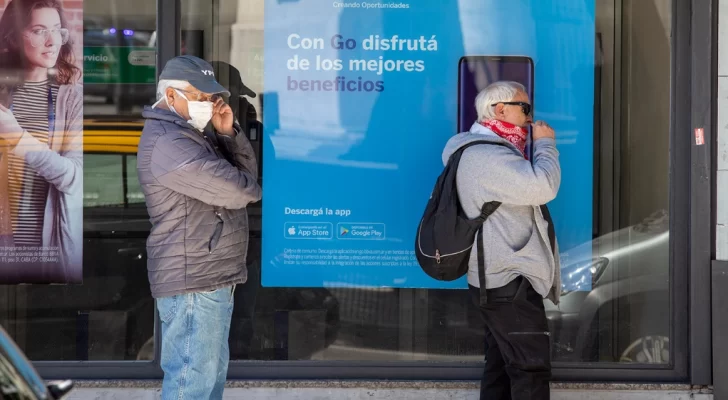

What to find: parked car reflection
left=0, top=324, right=72, bottom=399
left=546, top=209, right=669, bottom=363
left=307, top=210, right=670, bottom=364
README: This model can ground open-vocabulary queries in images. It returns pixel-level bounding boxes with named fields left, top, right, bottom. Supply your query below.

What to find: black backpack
left=414, top=140, right=556, bottom=302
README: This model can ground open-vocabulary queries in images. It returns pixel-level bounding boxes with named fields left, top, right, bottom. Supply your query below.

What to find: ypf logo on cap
left=159, top=55, right=230, bottom=96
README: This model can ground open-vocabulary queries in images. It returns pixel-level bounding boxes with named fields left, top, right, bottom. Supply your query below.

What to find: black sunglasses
left=492, top=102, right=532, bottom=116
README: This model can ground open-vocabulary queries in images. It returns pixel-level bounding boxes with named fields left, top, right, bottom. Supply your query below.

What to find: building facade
left=0, top=0, right=725, bottom=398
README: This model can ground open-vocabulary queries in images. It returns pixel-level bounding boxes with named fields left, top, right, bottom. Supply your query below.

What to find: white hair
left=156, top=79, right=190, bottom=101
left=474, top=81, right=527, bottom=122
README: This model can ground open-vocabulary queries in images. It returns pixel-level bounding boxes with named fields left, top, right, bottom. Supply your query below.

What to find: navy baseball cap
left=159, top=55, right=231, bottom=96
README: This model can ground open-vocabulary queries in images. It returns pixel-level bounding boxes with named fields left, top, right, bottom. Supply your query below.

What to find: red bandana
left=480, top=119, right=528, bottom=159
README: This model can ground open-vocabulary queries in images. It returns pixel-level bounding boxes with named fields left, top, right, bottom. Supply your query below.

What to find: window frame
left=82, top=153, right=126, bottom=208
left=32, top=0, right=714, bottom=384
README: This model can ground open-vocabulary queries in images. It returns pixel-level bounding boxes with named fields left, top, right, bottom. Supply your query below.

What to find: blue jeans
left=157, top=285, right=236, bottom=400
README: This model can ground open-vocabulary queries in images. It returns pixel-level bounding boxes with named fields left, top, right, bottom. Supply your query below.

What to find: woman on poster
left=0, top=0, right=83, bottom=283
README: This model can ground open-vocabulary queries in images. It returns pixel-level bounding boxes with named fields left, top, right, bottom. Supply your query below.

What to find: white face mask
left=166, top=89, right=214, bottom=132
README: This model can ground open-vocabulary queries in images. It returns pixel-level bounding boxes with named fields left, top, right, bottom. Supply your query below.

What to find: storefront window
left=0, top=0, right=156, bottom=361
left=0, top=0, right=673, bottom=370
left=176, top=0, right=672, bottom=365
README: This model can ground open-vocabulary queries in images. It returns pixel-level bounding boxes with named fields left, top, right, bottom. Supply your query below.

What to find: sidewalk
left=65, top=381, right=714, bottom=400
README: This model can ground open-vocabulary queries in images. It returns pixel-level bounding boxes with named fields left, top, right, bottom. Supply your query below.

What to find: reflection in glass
left=166, top=0, right=675, bottom=366
left=0, top=0, right=156, bottom=361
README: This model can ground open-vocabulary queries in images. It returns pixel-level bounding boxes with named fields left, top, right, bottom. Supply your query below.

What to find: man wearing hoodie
left=442, top=80, right=560, bottom=399
left=136, top=55, right=262, bottom=400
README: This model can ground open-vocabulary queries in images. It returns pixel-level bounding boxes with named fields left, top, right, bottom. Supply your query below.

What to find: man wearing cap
left=136, top=55, right=262, bottom=400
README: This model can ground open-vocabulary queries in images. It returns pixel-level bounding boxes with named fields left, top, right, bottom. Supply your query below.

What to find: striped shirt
left=8, top=80, right=59, bottom=246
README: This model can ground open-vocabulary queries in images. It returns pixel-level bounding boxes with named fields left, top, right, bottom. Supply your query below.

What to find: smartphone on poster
left=457, top=55, right=535, bottom=160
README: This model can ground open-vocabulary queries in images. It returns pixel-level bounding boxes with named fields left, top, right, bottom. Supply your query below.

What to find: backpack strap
left=477, top=226, right=487, bottom=305
left=450, top=139, right=508, bottom=163
left=477, top=201, right=500, bottom=306
left=539, top=204, right=557, bottom=257
left=480, top=201, right=501, bottom=221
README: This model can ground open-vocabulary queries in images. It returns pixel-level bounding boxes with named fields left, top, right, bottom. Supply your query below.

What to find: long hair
left=0, top=0, right=79, bottom=91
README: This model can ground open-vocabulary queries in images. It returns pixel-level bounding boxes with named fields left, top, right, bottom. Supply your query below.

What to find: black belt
left=487, top=276, right=524, bottom=301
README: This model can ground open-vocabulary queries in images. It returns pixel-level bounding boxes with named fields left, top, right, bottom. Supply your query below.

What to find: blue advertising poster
left=262, top=0, right=595, bottom=290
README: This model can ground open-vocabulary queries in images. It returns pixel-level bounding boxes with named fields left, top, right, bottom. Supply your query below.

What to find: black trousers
left=469, top=276, right=552, bottom=400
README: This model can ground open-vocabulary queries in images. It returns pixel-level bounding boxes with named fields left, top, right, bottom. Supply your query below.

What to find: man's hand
left=0, top=105, right=23, bottom=148
left=531, top=120, right=555, bottom=140
left=211, top=98, right=235, bottom=136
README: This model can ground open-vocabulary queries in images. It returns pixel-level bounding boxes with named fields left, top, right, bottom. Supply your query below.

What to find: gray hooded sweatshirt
left=442, top=122, right=562, bottom=304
